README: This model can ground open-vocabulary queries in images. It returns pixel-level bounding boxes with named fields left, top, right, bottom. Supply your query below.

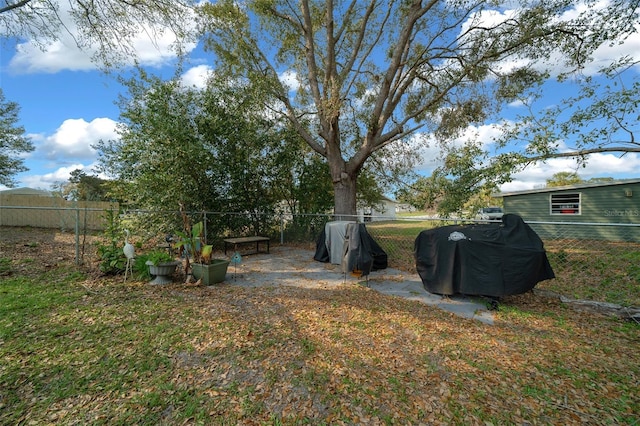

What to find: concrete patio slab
left=223, top=247, right=494, bottom=325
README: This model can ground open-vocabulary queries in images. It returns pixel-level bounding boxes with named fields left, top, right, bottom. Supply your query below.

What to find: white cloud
left=39, top=118, right=118, bottom=160
left=575, top=152, right=640, bottom=176
left=279, top=70, right=300, bottom=92
left=458, top=123, right=503, bottom=149
left=501, top=158, right=577, bottom=191
left=9, top=30, right=193, bottom=74
left=501, top=152, right=640, bottom=192
left=181, top=65, right=213, bottom=89
left=578, top=24, right=640, bottom=76
left=10, top=38, right=95, bottom=73
left=20, top=163, right=94, bottom=189
left=413, top=122, right=506, bottom=174
left=506, top=137, right=640, bottom=191
left=131, top=32, right=194, bottom=68
left=13, top=160, right=110, bottom=190
left=507, top=99, right=527, bottom=108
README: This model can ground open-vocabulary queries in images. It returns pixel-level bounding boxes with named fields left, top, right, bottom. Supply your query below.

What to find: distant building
left=498, top=179, right=640, bottom=241
left=358, top=197, right=398, bottom=222
left=0, top=187, right=116, bottom=230
left=396, top=203, right=417, bottom=213
left=0, top=187, right=53, bottom=197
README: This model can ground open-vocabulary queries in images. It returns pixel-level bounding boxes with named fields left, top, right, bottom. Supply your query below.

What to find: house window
left=550, top=193, right=581, bottom=215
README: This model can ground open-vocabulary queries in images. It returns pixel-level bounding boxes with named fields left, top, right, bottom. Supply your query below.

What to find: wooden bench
left=223, top=236, right=270, bottom=255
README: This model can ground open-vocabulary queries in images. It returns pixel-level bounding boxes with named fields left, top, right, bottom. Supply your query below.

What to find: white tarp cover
left=324, top=221, right=356, bottom=264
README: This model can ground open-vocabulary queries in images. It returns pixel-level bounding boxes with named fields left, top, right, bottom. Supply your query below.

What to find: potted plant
left=174, top=218, right=229, bottom=285
left=145, top=249, right=180, bottom=285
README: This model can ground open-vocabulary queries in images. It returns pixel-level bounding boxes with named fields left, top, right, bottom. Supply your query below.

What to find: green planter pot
left=148, top=260, right=181, bottom=285
left=192, top=259, right=230, bottom=285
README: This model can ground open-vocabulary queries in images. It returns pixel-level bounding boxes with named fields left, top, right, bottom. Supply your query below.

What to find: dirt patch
left=0, top=227, right=100, bottom=278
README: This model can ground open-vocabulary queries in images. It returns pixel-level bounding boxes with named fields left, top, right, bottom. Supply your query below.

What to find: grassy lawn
left=1, top=262, right=638, bottom=424
left=1, top=226, right=639, bottom=424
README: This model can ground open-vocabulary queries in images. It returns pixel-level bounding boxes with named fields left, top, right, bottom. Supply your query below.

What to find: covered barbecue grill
left=314, top=221, right=388, bottom=276
left=414, top=214, right=555, bottom=297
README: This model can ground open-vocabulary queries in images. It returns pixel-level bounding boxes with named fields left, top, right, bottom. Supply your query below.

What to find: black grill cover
left=414, top=214, right=555, bottom=297
left=343, top=223, right=388, bottom=274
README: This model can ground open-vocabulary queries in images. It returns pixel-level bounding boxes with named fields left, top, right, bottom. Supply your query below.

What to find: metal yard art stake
left=230, top=252, right=242, bottom=280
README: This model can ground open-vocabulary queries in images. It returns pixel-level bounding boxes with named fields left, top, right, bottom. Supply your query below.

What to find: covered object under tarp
left=314, top=222, right=388, bottom=276
left=414, top=214, right=555, bottom=297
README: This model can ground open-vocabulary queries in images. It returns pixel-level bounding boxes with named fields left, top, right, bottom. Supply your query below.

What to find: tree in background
left=54, top=169, right=111, bottom=201
left=396, top=174, right=448, bottom=214
left=494, top=63, right=640, bottom=167
left=585, top=177, right=615, bottom=184
left=96, top=70, right=277, bottom=236
left=0, top=89, right=34, bottom=187
left=271, top=127, right=335, bottom=217
left=543, top=173, right=618, bottom=188
left=95, top=70, right=341, bottom=236
left=437, top=35, right=638, bottom=208
left=198, top=0, right=634, bottom=217
left=396, top=171, right=500, bottom=218
left=545, top=171, right=583, bottom=188
left=95, top=70, right=213, bottom=213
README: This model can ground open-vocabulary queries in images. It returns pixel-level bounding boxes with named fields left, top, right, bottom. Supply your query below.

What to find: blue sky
left=0, top=2, right=638, bottom=194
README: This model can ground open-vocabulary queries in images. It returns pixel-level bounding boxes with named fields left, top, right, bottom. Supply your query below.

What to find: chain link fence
left=1, top=206, right=638, bottom=305
left=526, top=221, right=640, bottom=306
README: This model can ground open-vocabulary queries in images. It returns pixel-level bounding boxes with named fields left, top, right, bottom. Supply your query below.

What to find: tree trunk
left=324, top=116, right=361, bottom=219
left=333, top=172, right=357, bottom=220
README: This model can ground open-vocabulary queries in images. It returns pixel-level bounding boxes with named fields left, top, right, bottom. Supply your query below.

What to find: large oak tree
left=198, top=0, right=636, bottom=217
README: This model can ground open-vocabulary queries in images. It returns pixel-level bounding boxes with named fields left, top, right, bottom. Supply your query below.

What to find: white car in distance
left=476, top=207, right=504, bottom=221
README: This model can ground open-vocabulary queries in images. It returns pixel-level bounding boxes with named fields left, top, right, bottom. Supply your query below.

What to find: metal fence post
left=75, top=207, right=80, bottom=265
left=280, top=213, right=284, bottom=245
left=203, top=211, right=208, bottom=242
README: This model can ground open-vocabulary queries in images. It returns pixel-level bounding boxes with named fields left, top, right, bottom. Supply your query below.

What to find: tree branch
left=524, top=146, right=640, bottom=165
left=0, top=0, right=32, bottom=14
